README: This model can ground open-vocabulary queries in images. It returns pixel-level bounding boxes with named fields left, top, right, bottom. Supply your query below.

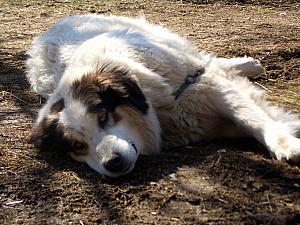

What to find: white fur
left=27, top=14, right=300, bottom=177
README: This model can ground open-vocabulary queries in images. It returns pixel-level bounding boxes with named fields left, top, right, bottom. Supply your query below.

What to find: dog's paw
left=234, top=57, right=265, bottom=78
left=216, top=57, right=265, bottom=78
left=271, top=135, right=300, bottom=164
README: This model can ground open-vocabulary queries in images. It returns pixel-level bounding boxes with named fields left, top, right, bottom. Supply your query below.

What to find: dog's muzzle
left=101, top=144, right=136, bottom=174
left=96, top=135, right=138, bottom=177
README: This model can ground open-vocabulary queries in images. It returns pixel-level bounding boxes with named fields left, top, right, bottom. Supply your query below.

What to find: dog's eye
left=99, top=111, right=108, bottom=122
left=72, top=141, right=86, bottom=152
left=98, top=110, right=108, bottom=127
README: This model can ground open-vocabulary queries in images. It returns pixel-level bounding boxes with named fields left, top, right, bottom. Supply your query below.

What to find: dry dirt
left=1, top=0, right=300, bottom=224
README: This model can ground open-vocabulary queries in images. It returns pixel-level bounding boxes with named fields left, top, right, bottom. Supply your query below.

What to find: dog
left=26, top=14, right=300, bottom=178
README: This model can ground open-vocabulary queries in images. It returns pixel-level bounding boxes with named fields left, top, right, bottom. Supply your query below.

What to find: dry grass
left=1, top=0, right=300, bottom=224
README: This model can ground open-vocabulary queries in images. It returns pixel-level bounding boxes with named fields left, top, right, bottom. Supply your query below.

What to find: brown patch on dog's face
left=71, top=67, right=149, bottom=117
left=30, top=117, right=69, bottom=151
left=30, top=98, right=88, bottom=156
left=30, top=117, right=89, bottom=155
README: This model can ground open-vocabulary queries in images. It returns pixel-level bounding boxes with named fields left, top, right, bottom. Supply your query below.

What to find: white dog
left=27, top=14, right=300, bottom=177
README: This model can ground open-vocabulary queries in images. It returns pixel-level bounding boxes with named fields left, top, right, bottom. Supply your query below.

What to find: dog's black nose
left=103, top=153, right=123, bottom=173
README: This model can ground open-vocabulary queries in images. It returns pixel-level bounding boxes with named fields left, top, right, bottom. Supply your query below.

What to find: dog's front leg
left=208, top=75, right=300, bottom=163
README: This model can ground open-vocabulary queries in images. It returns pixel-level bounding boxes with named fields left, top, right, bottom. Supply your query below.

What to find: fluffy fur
left=27, top=14, right=300, bottom=177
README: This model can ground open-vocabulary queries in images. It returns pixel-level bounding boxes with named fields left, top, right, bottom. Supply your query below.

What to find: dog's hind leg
left=208, top=75, right=300, bottom=164
left=264, top=104, right=300, bottom=139
left=214, top=57, right=265, bottom=78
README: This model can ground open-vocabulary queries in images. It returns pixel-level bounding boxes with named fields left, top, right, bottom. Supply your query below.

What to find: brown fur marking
left=50, top=98, right=65, bottom=114
left=30, top=117, right=88, bottom=155
left=71, top=66, right=149, bottom=115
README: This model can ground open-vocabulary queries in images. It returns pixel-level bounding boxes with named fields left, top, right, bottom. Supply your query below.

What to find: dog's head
left=30, top=66, right=161, bottom=177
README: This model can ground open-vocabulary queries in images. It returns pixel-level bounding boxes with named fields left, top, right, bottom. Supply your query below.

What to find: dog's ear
left=30, top=121, right=44, bottom=148
left=123, top=77, right=149, bottom=114
left=30, top=98, right=67, bottom=150
left=72, top=70, right=149, bottom=114
left=30, top=117, right=73, bottom=153
left=96, top=67, right=149, bottom=114
left=103, top=77, right=149, bottom=114
left=30, top=118, right=58, bottom=149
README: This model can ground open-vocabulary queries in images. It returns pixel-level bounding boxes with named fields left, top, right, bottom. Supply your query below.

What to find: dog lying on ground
left=27, top=14, right=300, bottom=177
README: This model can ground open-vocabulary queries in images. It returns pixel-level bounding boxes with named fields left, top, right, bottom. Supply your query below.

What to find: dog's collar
left=174, top=68, right=205, bottom=100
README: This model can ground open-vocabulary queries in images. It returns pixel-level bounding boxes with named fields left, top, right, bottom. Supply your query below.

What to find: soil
left=1, top=0, right=300, bottom=224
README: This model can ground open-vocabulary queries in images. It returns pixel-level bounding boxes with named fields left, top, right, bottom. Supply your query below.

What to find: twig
left=6, top=200, right=23, bottom=205
left=254, top=82, right=272, bottom=92
left=1, top=90, right=28, bottom=104
left=94, top=200, right=101, bottom=208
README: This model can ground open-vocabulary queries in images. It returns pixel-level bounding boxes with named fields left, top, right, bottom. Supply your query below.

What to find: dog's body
left=27, top=14, right=300, bottom=177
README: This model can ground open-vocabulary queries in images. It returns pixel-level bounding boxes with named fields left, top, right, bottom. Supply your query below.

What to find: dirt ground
left=1, top=0, right=300, bottom=224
